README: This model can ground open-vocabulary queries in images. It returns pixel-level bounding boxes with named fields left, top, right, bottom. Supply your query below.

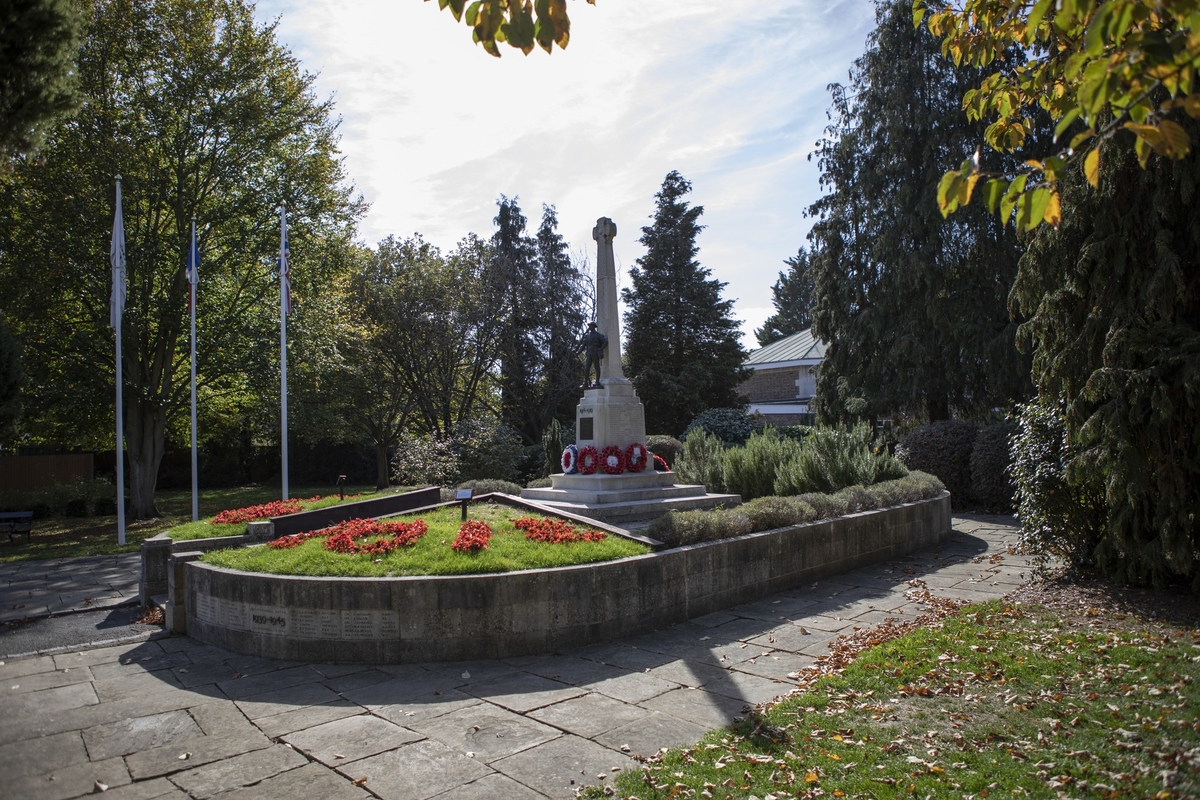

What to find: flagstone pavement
left=0, top=553, right=142, bottom=623
left=0, top=515, right=1030, bottom=800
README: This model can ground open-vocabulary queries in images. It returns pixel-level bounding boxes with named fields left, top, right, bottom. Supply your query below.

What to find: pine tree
left=623, top=171, right=747, bottom=436
left=755, top=248, right=815, bottom=347
left=806, top=0, right=1031, bottom=424
left=1013, top=117, right=1200, bottom=589
left=491, top=196, right=542, bottom=445
left=535, top=204, right=588, bottom=427
left=0, top=0, right=80, bottom=161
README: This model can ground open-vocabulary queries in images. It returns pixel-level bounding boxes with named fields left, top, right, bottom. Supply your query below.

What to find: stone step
left=521, top=483, right=708, bottom=505
left=532, top=492, right=741, bottom=524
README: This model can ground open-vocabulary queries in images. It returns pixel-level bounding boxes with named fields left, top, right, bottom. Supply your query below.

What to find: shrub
left=776, top=425, right=811, bottom=443
left=1009, top=399, right=1106, bottom=571
left=674, top=428, right=727, bottom=492
left=0, top=477, right=116, bottom=518
left=895, top=420, right=978, bottom=505
left=455, top=479, right=523, bottom=497
left=453, top=416, right=524, bottom=483
left=541, top=419, right=571, bottom=477
left=721, top=427, right=802, bottom=501
left=645, top=435, right=684, bottom=468
left=645, top=508, right=751, bottom=548
left=682, top=408, right=758, bottom=446
left=740, top=495, right=817, bottom=532
left=525, top=477, right=552, bottom=489
left=774, top=423, right=907, bottom=496
left=796, top=491, right=849, bottom=521
left=970, top=421, right=1018, bottom=512
left=392, top=432, right=458, bottom=487
left=831, top=484, right=879, bottom=514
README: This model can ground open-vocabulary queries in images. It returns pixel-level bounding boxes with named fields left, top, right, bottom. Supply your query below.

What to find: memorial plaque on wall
left=579, top=416, right=594, bottom=440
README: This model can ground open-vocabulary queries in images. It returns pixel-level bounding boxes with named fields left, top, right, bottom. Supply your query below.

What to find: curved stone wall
left=184, top=492, right=951, bottom=663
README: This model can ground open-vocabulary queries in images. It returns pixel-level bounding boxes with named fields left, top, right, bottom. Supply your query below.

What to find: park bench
left=0, top=511, right=33, bottom=544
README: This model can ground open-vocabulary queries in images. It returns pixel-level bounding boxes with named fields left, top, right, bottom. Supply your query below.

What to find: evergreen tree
left=1013, top=117, right=1200, bottom=589
left=755, top=247, right=815, bottom=347
left=623, top=171, right=748, bottom=436
left=535, top=204, right=588, bottom=427
left=491, top=196, right=543, bottom=445
left=0, top=0, right=80, bottom=162
left=806, top=0, right=1031, bottom=424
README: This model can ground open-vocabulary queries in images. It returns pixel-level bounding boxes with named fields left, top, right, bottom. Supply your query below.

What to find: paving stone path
left=0, top=515, right=1029, bottom=800
left=0, top=553, right=141, bottom=623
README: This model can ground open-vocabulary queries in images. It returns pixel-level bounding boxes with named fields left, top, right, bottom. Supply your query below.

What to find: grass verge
left=0, top=483, right=378, bottom=563
left=201, top=503, right=651, bottom=577
left=582, top=600, right=1200, bottom=799
left=166, top=491, right=388, bottom=541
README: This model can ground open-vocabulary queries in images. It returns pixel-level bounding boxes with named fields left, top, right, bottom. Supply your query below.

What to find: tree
left=806, top=0, right=1031, bottom=425
left=0, top=0, right=80, bottom=163
left=1011, top=115, right=1200, bottom=588
left=380, top=234, right=506, bottom=438
left=491, top=196, right=543, bottom=444
left=623, top=171, right=748, bottom=436
left=0, top=0, right=362, bottom=518
left=0, top=311, right=24, bottom=444
left=754, top=247, right=815, bottom=347
left=535, top=204, right=589, bottom=426
left=428, top=0, right=592, bottom=57
left=919, top=0, right=1200, bottom=229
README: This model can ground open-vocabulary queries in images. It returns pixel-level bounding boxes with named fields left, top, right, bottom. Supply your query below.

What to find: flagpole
left=112, top=176, right=126, bottom=546
left=279, top=203, right=289, bottom=501
left=189, top=217, right=199, bottom=522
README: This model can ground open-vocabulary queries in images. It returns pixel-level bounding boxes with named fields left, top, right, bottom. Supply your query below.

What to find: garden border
left=181, top=491, right=951, bottom=663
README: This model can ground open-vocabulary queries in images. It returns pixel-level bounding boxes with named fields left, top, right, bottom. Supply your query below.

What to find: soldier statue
left=578, top=322, right=608, bottom=388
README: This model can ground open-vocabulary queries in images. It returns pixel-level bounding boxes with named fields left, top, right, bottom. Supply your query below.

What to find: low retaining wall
left=141, top=487, right=442, bottom=603
left=184, top=491, right=951, bottom=663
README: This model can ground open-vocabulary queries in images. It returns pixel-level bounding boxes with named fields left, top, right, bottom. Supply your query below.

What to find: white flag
left=110, top=179, right=126, bottom=329
left=279, top=206, right=291, bottom=314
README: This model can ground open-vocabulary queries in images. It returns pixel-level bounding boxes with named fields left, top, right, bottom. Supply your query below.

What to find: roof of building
left=745, top=327, right=827, bottom=367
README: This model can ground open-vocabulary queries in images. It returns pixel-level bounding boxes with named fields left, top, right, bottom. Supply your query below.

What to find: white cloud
left=254, top=0, right=875, bottom=341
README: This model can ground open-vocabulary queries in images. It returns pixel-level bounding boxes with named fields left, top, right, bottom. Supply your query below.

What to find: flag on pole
left=110, top=181, right=126, bottom=328
left=279, top=208, right=291, bottom=314
left=186, top=220, right=199, bottom=311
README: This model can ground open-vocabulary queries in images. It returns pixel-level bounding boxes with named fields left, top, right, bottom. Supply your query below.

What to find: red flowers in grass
left=267, top=518, right=428, bottom=554
left=214, top=499, right=305, bottom=524
left=452, top=520, right=493, bottom=552
left=513, top=517, right=607, bottom=544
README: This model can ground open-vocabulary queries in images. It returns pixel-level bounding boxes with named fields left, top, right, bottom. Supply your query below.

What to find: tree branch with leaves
left=918, top=0, right=1200, bottom=230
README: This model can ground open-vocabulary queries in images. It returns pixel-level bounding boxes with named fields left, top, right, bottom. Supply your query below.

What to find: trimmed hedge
left=682, top=408, right=759, bottom=446
left=970, top=422, right=1018, bottom=511
left=646, top=435, right=684, bottom=468
left=646, top=471, right=945, bottom=547
left=895, top=420, right=977, bottom=504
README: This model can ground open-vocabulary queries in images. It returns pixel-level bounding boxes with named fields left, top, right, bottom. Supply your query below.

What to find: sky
left=251, top=0, right=880, bottom=346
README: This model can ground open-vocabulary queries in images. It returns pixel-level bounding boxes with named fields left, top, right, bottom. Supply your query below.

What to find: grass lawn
left=0, top=483, right=379, bottom=564
left=201, top=502, right=651, bottom=577
left=166, top=491, right=387, bottom=541
left=581, top=600, right=1200, bottom=799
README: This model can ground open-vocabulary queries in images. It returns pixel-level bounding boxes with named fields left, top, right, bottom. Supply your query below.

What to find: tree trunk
left=375, top=440, right=390, bottom=490
left=124, top=396, right=166, bottom=519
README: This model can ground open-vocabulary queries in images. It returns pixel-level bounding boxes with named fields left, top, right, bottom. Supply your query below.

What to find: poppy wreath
left=625, top=442, right=648, bottom=472
left=577, top=445, right=600, bottom=474
left=599, top=444, right=626, bottom=475
left=653, top=453, right=670, bottom=471
left=561, top=444, right=579, bottom=474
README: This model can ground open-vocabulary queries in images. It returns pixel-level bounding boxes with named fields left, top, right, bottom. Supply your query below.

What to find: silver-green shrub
left=774, top=422, right=907, bottom=495
left=740, top=495, right=817, bottom=531
left=721, top=427, right=802, bottom=501
left=675, top=428, right=727, bottom=492
left=645, top=508, right=751, bottom=548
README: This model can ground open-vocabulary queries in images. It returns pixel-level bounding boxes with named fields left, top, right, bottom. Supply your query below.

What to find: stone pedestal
left=575, top=382, right=645, bottom=451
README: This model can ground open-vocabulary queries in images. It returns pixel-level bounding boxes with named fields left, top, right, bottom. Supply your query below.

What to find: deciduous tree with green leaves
left=0, top=0, right=362, bottom=518
left=807, top=0, right=1031, bottom=424
left=919, top=0, right=1200, bottom=229
left=427, top=0, right=593, bottom=57
left=623, top=171, right=748, bottom=436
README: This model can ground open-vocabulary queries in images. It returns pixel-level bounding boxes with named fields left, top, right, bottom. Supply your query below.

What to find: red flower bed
left=451, top=520, right=493, bottom=552
left=267, top=517, right=428, bottom=554
left=513, top=517, right=606, bottom=544
left=213, top=498, right=305, bottom=525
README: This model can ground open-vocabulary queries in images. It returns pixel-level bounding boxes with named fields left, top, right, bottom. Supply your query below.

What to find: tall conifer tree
left=535, top=204, right=587, bottom=427
left=623, top=171, right=747, bottom=436
left=755, top=248, right=815, bottom=347
left=806, top=0, right=1030, bottom=423
left=491, top=196, right=542, bottom=444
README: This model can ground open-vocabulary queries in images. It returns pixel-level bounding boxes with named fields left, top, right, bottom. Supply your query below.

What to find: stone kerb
left=183, top=491, right=951, bottom=663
